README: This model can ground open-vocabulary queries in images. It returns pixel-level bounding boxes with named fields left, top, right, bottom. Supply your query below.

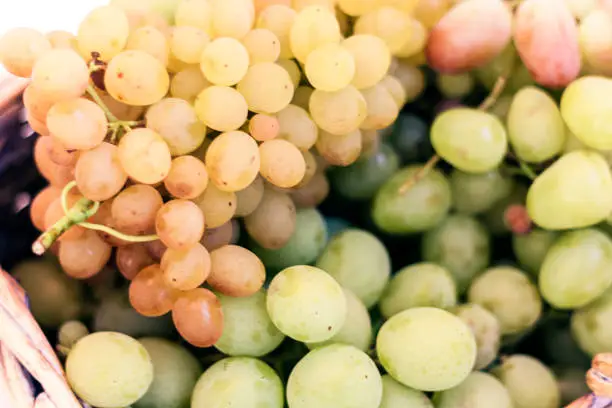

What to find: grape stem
left=398, top=155, right=441, bottom=194
left=86, top=84, right=119, bottom=123
left=517, top=159, right=537, bottom=180
left=86, top=84, right=138, bottom=141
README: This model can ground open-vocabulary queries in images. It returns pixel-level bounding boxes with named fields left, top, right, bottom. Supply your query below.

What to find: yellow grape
left=436, top=73, right=475, bottom=99
left=289, top=5, right=341, bottom=63
left=235, top=176, right=266, bottom=217
left=309, top=86, right=367, bottom=135
left=104, top=50, right=170, bottom=106
left=295, top=150, right=317, bottom=188
left=170, top=26, right=210, bottom=64
left=118, top=128, right=172, bottom=185
left=175, top=0, right=213, bottom=34
left=31, top=49, right=90, bottom=102
left=193, top=184, right=237, bottom=228
left=161, top=243, right=212, bottom=291
left=256, top=4, right=297, bottom=59
left=170, top=66, right=211, bottom=103
left=208, top=245, right=266, bottom=297
left=254, top=0, right=291, bottom=14
left=167, top=53, right=191, bottom=74
left=291, top=172, right=330, bottom=208
left=126, top=26, right=169, bottom=65
left=164, top=156, right=210, bottom=199
left=277, top=105, right=318, bottom=150
left=111, top=184, right=164, bottom=235
left=360, top=83, right=400, bottom=130
left=77, top=5, right=130, bottom=61
left=393, top=62, right=425, bottom=103
left=276, top=59, right=302, bottom=88
left=565, top=0, right=598, bottom=20
left=75, top=142, right=128, bottom=201
left=315, top=130, right=362, bottom=167
left=210, top=0, right=255, bottom=39
left=129, top=264, right=179, bottom=317
left=305, top=43, right=355, bottom=92
left=146, top=97, right=207, bottom=156
left=194, top=86, right=248, bottom=132
left=23, top=85, right=56, bottom=122
left=292, top=0, right=335, bottom=10
left=396, top=18, right=427, bottom=59
left=122, top=7, right=171, bottom=35
left=205, top=131, right=261, bottom=192
left=201, top=220, right=236, bottom=251
left=59, top=230, right=112, bottom=280
left=579, top=10, right=612, bottom=76
left=34, top=136, right=75, bottom=187
left=291, top=86, right=314, bottom=110
left=199, top=37, right=249, bottom=86
left=413, top=0, right=453, bottom=29
left=46, top=30, right=76, bottom=50
left=244, top=187, right=296, bottom=249
left=342, top=35, right=391, bottom=90
left=30, top=186, right=61, bottom=231
left=0, top=28, right=51, bottom=77
left=47, top=98, right=108, bottom=150
left=380, top=75, right=407, bottom=109
left=259, top=139, right=306, bottom=188
left=242, top=28, right=281, bottom=64
left=249, top=114, right=280, bottom=141
left=237, top=62, right=295, bottom=113
left=379, top=0, right=420, bottom=14
left=156, top=200, right=206, bottom=250
left=354, top=7, right=413, bottom=56
left=336, top=0, right=378, bottom=16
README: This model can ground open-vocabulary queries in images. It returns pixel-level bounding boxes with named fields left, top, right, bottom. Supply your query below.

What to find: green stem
left=86, top=84, right=119, bottom=123
left=518, top=160, right=537, bottom=180
left=79, top=222, right=159, bottom=243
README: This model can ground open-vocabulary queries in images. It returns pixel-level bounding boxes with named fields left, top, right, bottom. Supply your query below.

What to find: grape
left=256, top=5, right=297, bottom=59
left=155, top=200, right=205, bottom=249
left=134, top=338, right=202, bottom=408
left=276, top=104, right=317, bottom=150
left=422, top=214, right=491, bottom=293
left=161, top=243, right=211, bottom=291
left=304, top=43, right=355, bottom=92
left=433, top=371, right=513, bottom=408
left=237, top=62, right=295, bottom=113
left=571, top=286, right=612, bottom=356
left=105, top=50, right=170, bottom=106
left=210, top=0, right=255, bottom=38
left=242, top=28, right=281, bottom=64
left=453, top=304, right=501, bottom=370
left=431, top=108, right=508, bottom=173
left=514, top=0, right=580, bottom=88
left=58, top=229, right=112, bottom=278
left=118, top=128, right=172, bottom=185
left=46, top=98, right=107, bottom=150
left=379, top=263, right=457, bottom=319
left=205, top=131, right=260, bottom=192
left=507, top=86, right=566, bottom=163
left=44, top=196, right=85, bottom=241
left=76, top=5, right=130, bottom=61
left=258, top=139, right=306, bottom=188
left=31, top=49, right=90, bottom=102
left=336, top=0, right=377, bottom=16
left=23, top=84, right=57, bottom=122
left=492, top=355, right=561, bottom=408
left=354, top=7, right=414, bottom=56
left=380, top=75, right=407, bottom=108
left=200, top=37, right=249, bottom=86
left=309, top=86, right=367, bottom=135
left=450, top=169, right=514, bottom=215
left=30, top=186, right=60, bottom=231
left=193, top=183, right=237, bottom=228
left=249, top=113, right=280, bottom=142
left=391, top=61, right=425, bottom=102
left=483, top=183, right=528, bottom=236
left=129, top=264, right=178, bottom=317
left=111, top=184, right=163, bottom=235
left=426, top=0, right=512, bottom=73
left=436, top=73, right=474, bottom=99
left=0, top=28, right=51, bottom=77
left=164, top=156, right=209, bottom=199
left=579, top=10, right=612, bottom=76
left=291, top=171, right=330, bottom=208
left=172, top=288, right=223, bottom=347
left=95, top=90, right=146, bottom=121
left=34, top=136, right=75, bottom=187
left=58, top=321, right=90, bottom=350
left=207, top=244, right=265, bottom=297
left=526, top=150, right=612, bottom=230
left=66, top=332, right=153, bottom=408
left=169, top=66, right=210, bottom=103
left=315, top=129, right=362, bottom=166
left=46, top=138, right=80, bottom=167
left=289, top=5, right=341, bottom=63
left=175, top=0, right=212, bottom=33
left=234, top=176, right=265, bottom=217
left=126, top=26, right=169, bottom=65
left=11, top=259, right=83, bottom=328
left=468, top=266, right=542, bottom=335
left=376, top=307, right=476, bottom=392
left=46, top=30, right=76, bottom=50
left=201, top=221, right=235, bottom=251
left=539, top=228, right=612, bottom=309
left=324, top=217, right=351, bottom=239
left=215, top=290, right=286, bottom=357
left=116, top=244, right=156, bottom=280
left=169, top=26, right=209, bottom=64
left=250, top=207, right=327, bottom=270
left=360, top=83, right=400, bottom=130
left=379, top=375, right=433, bottom=408
left=371, top=166, right=452, bottom=234
left=194, top=85, right=249, bottom=132
left=192, top=357, right=283, bottom=408
left=387, top=113, right=432, bottom=164
left=316, top=229, right=390, bottom=308
left=287, top=344, right=382, bottom=408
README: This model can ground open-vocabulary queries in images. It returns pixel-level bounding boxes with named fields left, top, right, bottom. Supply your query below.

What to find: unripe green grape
left=379, top=375, right=433, bottom=408
left=450, top=169, right=514, bottom=215
left=453, top=304, right=501, bottom=370
left=433, top=372, right=513, bottom=408
left=58, top=321, right=89, bottom=350
left=512, top=229, right=559, bottom=277
left=571, top=287, right=612, bottom=356
left=436, top=72, right=474, bottom=99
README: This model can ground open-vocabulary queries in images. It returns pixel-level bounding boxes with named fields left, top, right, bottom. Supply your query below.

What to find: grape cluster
left=4, top=0, right=612, bottom=407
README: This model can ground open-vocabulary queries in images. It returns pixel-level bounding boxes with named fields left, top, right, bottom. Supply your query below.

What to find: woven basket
left=0, top=73, right=607, bottom=408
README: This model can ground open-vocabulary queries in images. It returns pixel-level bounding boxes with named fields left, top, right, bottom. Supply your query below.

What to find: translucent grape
left=249, top=113, right=280, bottom=142
left=380, top=75, right=408, bottom=109
left=242, top=28, right=281, bottom=64
left=118, top=128, right=172, bottom=185
left=170, top=66, right=211, bottom=103
left=579, top=10, right=612, bottom=76
left=289, top=5, right=341, bottom=63
left=66, top=332, right=153, bottom=408
left=380, top=375, right=433, bottom=408
left=194, top=86, right=248, bottom=132
left=75, top=142, right=128, bottom=201
left=146, top=239, right=168, bottom=262
left=205, top=131, right=260, bottom=192
left=129, top=264, right=179, bottom=317
left=46, top=30, right=76, bottom=50
left=175, top=0, right=213, bottom=34
left=354, top=7, right=414, bottom=56
left=342, top=34, right=391, bottom=89
left=30, top=186, right=61, bottom=231
left=450, top=169, right=514, bottom=215
left=116, top=244, right=156, bottom=280
left=31, top=49, right=89, bottom=102
left=291, top=171, right=330, bottom=208
left=23, top=84, right=56, bottom=122
left=172, top=288, right=223, bottom=347
left=235, top=176, right=265, bottom=217
left=376, top=307, right=476, bottom=391
left=46, top=98, right=107, bottom=150
left=315, top=129, right=362, bottom=166
left=46, top=138, right=79, bottom=167
left=28, top=113, right=51, bottom=136
left=209, top=0, right=255, bottom=39
left=215, top=291, right=286, bottom=357
left=309, top=86, right=367, bottom=135
left=571, top=288, right=612, bottom=356
left=199, top=37, right=249, bottom=87
left=276, top=104, right=318, bottom=150
left=201, top=221, right=235, bottom=251
left=259, top=139, right=306, bottom=188
left=453, top=304, right=501, bottom=370
left=160, top=243, right=211, bottom=291
left=169, top=26, right=209, bottom=64
left=0, top=27, right=51, bottom=77
left=287, top=344, right=382, bottom=408
left=360, top=83, right=400, bottom=130
left=59, top=230, right=112, bottom=279
left=512, top=229, right=558, bottom=276
left=192, top=184, right=237, bottom=228
left=111, top=184, right=163, bottom=235
left=433, top=372, right=513, bottom=408
left=77, top=5, right=129, bottom=60
left=393, top=62, right=425, bottom=102
left=155, top=200, right=205, bottom=249
left=164, top=156, right=209, bottom=199
left=192, top=357, right=283, bottom=408
left=126, top=26, right=169, bottom=65
left=208, top=245, right=266, bottom=297
left=244, top=186, right=295, bottom=248
left=237, top=62, right=294, bottom=113
left=295, top=150, right=318, bottom=187
left=104, top=50, right=170, bottom=106
left=304, top=43, right=355, bottom=92
left=58, top=321, right=89, bottom=350
left=256, top=5, right=296, bottom=59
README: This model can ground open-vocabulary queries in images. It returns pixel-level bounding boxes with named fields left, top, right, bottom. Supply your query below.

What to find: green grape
left=376, top=307, right=477, bottom=392
left=571, top=287, right=612, bottom=356
left=422, top=215, right=491, bottom=293
left=539, top=229, right=612, bottom=309
left=526, top=150, right=612, bottom=230
left=371, top=166, right=452, bottom=234
left=58, top=321, right=89, bottom=350
left=192, top=357, right=284, bottom=408
left=450, top=169, right=514, bottom=215
left=433, top=372, right=513, bottom=408
left=483, top=183, right=528, bottom=235
left=249, top=208, right=328, bottom=271
left=11, top=259, right=83, bottom=328
left=66, top=332, right=154, bottom=408
left=267, top=265, right=346, bottom=342
left=215, top=290, right=286, bottom=357
left=474, top=43, right=516, bottom=90
left=287, top=344, right=382, bottom=408
left=329, top=143, right=400, bottom=200
left=512, top=229, right=558, bottom=277
left=379, top=263, right=457, bottom=319
left=436, top=73, right=474, bottom=99
left=316, top=228, right=391, bottom=308
left=560, top=76, right=612, bottom=150
left=379, top=375, right=433, bottom=408
left=431, top=108, right=508, bottom=173
left=492, top=355, right=561, bottom=408
left=134, top=338, right=202, bottom=408
left=307, top=288, right=372, bottom=351
left=453, top=304, right=501, bottom=370
left=506, top=86, right=566, bottom=163
left=468, top=266, right=542, bottom=335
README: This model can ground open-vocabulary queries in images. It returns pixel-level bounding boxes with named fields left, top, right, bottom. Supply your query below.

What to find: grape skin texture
left=512, top=229, right=558, bottom=277
left=571, top=288, right=612, bottom=356
left=453, top=304, right=501, bottom=371
left=379, top=374, right=433, bottom=408
left=433, top=371, right=513, bottom=408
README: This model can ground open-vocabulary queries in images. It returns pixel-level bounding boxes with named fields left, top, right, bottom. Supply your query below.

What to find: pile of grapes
left=3, top=0, right=612, bottom=406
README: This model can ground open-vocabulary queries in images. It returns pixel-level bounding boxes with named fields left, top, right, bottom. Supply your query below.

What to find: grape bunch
left=4, top=0, right=612, bottom=407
